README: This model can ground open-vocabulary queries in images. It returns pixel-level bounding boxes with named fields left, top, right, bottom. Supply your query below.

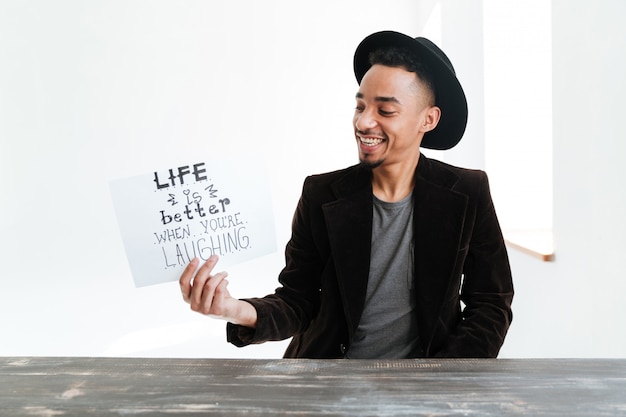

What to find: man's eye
left=379, top=109, right=394, bottom=116
left=355, top=106, right=364, bottom=112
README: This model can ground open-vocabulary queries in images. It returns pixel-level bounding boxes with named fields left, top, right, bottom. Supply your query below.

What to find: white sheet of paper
left=110, top=158, right=277, bottom=287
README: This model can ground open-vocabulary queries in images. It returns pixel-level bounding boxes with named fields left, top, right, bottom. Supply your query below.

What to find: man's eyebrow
left=355, top=92, right=401, bottom=104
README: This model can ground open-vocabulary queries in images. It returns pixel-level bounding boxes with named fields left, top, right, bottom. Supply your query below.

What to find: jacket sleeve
left=433, top=172, right=514, bottom=358
left=227, top=177, right=323, bottom=347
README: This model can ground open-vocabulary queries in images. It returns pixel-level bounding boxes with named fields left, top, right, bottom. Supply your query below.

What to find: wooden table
left=1, top=357, right=625, bottom=416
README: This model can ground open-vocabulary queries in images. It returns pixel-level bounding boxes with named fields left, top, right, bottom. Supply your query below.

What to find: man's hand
left=179, top=255, right=257, bottom=328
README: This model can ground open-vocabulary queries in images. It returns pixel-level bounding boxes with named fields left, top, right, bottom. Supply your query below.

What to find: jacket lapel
left=322, top=167, right=373, bottom=336
left=413, top=155, right=468, bottom=349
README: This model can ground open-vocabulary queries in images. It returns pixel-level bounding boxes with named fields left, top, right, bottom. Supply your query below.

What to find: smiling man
left=179, top=31, right=514, bottom=358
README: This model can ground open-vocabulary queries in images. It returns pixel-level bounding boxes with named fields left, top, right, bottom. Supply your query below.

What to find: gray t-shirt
left=346, top=192, right=420, bottom=359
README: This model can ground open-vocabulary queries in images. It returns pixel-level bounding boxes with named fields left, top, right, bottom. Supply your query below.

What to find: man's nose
left=355, top=108, right=377, bottom=131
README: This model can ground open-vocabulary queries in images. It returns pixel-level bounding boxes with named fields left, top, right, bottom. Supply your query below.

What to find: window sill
left=503, top=229, right=554, bottom=262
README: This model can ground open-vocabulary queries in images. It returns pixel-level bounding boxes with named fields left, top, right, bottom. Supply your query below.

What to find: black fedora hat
left=353, top=31, right=468, bottom=150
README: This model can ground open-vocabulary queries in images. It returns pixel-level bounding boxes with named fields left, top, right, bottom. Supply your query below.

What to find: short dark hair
left=368, top=46, right=436, bottom=102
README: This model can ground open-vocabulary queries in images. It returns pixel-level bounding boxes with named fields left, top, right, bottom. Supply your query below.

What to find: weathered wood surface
left=1, top=357, right=625, bottom=416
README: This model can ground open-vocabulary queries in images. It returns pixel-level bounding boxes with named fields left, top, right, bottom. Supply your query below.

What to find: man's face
left=353, top=64, right=436, bottom=169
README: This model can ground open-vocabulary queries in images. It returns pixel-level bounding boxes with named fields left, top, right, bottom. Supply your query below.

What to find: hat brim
left=353, top=31, right=468, bottom=150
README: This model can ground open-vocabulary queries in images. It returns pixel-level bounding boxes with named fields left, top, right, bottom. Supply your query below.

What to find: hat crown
left=414, top=37, right=456, bottom=76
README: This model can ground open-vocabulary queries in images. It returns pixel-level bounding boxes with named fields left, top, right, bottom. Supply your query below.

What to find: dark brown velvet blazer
left=228, top=154, right=514, bottom=358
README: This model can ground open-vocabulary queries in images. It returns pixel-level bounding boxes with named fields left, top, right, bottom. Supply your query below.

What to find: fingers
left=179, top=257, right=200, bottom=303
left=179, top=255, right=218, bottom=303
left=208, top=278, right=230, bottom=317
left=179, top=255, right=231, bottom=317
left=189, top=255, right=220, bottom=307
left=197, top=272, right=229, bottom=316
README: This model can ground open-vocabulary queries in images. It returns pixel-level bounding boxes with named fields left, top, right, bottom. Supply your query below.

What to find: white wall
left=428, top=0, right=626, bottom=359
left=0, top=0, right=424, bottom=358
left=499, top=0, right=626, bottom=357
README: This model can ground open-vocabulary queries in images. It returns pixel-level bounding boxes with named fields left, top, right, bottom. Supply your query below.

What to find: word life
left=153, top=163, right=208, bottom=189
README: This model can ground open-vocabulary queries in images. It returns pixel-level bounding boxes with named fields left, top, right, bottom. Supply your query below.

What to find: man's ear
left=421, top=106, right=441, bottom=133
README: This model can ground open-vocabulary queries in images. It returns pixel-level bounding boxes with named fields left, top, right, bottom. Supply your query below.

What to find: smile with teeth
left=359, top=136, right=385, bottom=147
